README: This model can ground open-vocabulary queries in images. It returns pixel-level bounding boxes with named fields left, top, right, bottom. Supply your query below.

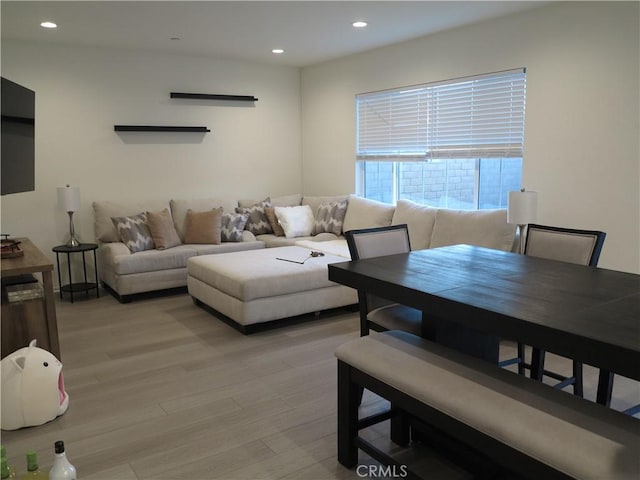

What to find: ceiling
left=1, top=1, right=547, bottom=68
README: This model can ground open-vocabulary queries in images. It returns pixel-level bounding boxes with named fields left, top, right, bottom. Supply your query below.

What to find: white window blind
left=356, top=68, right=526, bottom=161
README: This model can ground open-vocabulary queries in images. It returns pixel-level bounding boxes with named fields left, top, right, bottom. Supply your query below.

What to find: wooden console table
left=1, top=238, right=60, bottom=359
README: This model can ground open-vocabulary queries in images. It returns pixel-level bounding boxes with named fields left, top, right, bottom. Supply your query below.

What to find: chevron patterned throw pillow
left=312, top=199, right=348, bottom=235
left=235, top=199, right=273, bottom=235
left=111, top=212, right=155, bottom=253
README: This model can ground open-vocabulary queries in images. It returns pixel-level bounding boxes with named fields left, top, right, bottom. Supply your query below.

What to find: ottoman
left=187, top=246, right=358, bottom=332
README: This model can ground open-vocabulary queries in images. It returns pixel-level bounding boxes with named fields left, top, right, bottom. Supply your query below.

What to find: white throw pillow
left=391, top=199, right=437, bottom=250
left=274, top=205, right=315, bottom=238
left=342, top=195, right=395, bottom=233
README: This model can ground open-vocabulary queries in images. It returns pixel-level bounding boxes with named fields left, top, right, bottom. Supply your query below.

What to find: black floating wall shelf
left=170, top=92, right=258, bottom=102
left=2, top=115, right=35, bottom=125
left=114, top=125, right=210, bottom=132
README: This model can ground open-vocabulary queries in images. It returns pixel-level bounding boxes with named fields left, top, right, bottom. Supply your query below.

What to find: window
left=356, top=69, right=526, bottom=209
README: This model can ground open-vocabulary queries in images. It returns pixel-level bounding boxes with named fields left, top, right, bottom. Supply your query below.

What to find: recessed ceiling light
left=40, top=21, right=57, bottom=29
left=272, top=49, right=284, bottom=54
left=352, top=21, right=368, bottom=28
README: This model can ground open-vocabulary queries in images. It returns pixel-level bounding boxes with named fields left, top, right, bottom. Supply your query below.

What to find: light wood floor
left=2, top=291, right=638, bottom=479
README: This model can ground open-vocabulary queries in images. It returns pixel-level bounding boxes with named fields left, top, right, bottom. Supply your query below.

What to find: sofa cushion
left=94, top=200, right=170, bottom=243
left=170, top=198, right=237, bottom=242
left=313, top=199, right=348, bottom=235
left=236, top=199, right=272, bottom=235
left=184, top=208, right=223, bottom=244
left=271, top=193, right=302, bottom=207
left=430, top=208, right=515, bottom=251
left=264, top=207, right=286, bottom=237
left=111, top=212, right=155, bottom=253
left=342, top=195, right=395, bottom=233
left=275, top=205, right=315, bottom=238
left=391, top=199, right=437, bottom=250
left=239, top=194, right=301, bottom=208
left=221, top=212, right=250, bottom=242
left=107, top=244, right=199, bottom=275
left=147, top=208, right=182, bottom=250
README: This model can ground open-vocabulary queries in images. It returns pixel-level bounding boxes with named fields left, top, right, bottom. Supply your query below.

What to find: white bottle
left=48, top=442, right=76, bottom=480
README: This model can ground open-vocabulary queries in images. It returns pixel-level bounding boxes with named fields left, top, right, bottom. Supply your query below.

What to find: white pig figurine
left=1, top=339, right=69, bottom=430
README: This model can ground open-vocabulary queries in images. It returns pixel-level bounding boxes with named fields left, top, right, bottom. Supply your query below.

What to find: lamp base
left=516, top=224, right=527, bottom=254
left=66, top=237, right=80, bottom=248
left=66, top=211, right=80, bottom=248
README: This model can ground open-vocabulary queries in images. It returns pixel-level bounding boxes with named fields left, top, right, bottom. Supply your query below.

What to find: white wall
left=2, top=2, right=638, bottom=275
left=301, top=1, right=640, bottom=273
left=1, top=42, right=301, bottom=267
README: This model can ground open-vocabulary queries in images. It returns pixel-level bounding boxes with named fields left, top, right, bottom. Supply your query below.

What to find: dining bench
left=336, top=330, right=640, bottom=480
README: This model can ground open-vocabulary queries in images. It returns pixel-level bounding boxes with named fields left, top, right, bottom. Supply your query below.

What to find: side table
left=2, top=238, right=60, bottom=359
left=52, top=243, right=100, bottom=303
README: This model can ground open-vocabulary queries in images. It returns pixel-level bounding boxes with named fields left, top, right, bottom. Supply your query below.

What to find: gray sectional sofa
left=93, top=194, right=516, bottom=308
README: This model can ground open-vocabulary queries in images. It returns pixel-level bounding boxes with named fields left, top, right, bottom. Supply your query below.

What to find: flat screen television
left=1, top=77, right=35, bottom=195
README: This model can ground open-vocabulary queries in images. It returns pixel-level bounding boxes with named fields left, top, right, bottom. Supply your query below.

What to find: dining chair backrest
left=345, top=224, right=412, bottom=261
left=524, top=224, right=606, bottom=267
left=346, top=224, right=412, bottom=313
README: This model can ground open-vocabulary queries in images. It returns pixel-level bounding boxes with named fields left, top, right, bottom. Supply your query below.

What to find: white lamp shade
left=507, top=190, right=538, bottom=225
left=57, top=186, right=80, bottom=212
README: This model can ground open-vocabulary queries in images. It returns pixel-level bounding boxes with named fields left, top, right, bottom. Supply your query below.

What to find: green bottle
left=0, top=446, right=16, bottom=480
left=18, top=452, right=48, bottom=480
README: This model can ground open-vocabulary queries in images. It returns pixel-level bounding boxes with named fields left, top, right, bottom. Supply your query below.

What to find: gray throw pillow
left=111, top=212, right=155, bottom=253
left=235, top=199, right=272, bottom=235
left=313, top=199, right=349, bottom=235
left=222, top=213, right=249, bottom=242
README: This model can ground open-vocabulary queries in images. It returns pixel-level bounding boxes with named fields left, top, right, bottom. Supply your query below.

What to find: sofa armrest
left=99, top=242, right=131, bottom=258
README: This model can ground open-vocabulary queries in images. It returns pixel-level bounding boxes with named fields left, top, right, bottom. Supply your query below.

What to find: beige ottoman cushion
left=187, top=246, right=348, bottom=302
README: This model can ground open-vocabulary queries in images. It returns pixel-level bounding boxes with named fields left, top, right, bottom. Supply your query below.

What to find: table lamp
left=57, top=185, right=80, bottom=247
left=508, top=188, right=538, bottom=254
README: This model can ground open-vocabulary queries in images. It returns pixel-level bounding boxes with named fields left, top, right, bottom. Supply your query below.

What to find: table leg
left=421, top=312, right=437, bottom=340
left=42, top=270, right=61, bottom=360
left=66, top=252, right=73, bottom=303
left=423, top=313, right=500, bottom=364
left=596, top=370, right=614, bottom=407
left=55, top=253, right=63, bottom=300
left=82, top=251, right=88, bottom=286
left=93, top=249, right=100, bottom=298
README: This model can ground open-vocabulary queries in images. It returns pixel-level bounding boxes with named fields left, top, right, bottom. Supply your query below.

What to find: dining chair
left=345, top=224, right=422, bottom=338
left=345, top=224, right=423, bottom=434
left=500, top=223, right=606, bottom=397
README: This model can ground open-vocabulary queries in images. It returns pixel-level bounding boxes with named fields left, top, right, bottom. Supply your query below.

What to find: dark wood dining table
left=328, top=244, right=640, bottom=406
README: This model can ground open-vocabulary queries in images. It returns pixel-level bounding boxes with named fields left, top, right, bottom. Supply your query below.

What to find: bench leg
left=517, top=342, right=526, bottom=375
left=357, top=385, right=364, bottom=405
left=337, top=360, right=359, bottom=468
left=572, top=361, right=583, bottom=397
left=596, top=370, right=614, bottom=407
left=390, top=404, right=410, bottom=447
left=530, top=348, right=545, bottom=381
